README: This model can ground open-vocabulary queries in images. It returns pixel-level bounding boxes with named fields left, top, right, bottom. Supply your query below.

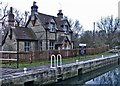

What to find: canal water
left=44, top=63, right=120, bottom=86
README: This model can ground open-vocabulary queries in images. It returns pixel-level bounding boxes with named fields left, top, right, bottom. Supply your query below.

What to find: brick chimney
left=8, top=7, right=14, bottom=27
left=31, top=1, right=38, bottom=15
left=57, top=10, right=63, bottom=20
left=8, top=7, right=14, bottom=40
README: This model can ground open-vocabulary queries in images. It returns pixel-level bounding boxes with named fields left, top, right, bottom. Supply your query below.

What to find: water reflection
left=85, top=66, right=120, bottom=85
left=52, top=64, right=120, bottom=86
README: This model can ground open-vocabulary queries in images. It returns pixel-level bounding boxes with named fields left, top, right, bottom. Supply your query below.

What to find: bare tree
left=0, top=2, right=30, bottom=27
left=97, top=16, right=120, bottom=33
left=73, top=20, right=83, bottom=37
left=79, top=31, right=94, bottom=47
left=63, top=16, right=84, bottom=38
left=97, top=16, right=120, bottom=48
left=14, top=8, right=30, bottom=26
left=23, top=11, right=30, bottom=26
left=0, top=2, right=8, bottom=20
left=63, top=16, right=84, bottom=48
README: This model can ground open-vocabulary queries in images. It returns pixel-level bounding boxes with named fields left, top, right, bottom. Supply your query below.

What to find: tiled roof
left=13, top=27, right=37, bottom=41
left=37, top=13, right=55, bottom=29
left=34, top=12, right=72, bottom=33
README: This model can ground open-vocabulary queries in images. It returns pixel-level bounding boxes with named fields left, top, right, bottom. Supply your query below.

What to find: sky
left=0, top=0, right=120, bottom=30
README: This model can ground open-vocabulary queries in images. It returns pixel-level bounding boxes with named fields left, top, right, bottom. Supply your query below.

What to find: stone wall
left=2, top=54, right=120, bottom=86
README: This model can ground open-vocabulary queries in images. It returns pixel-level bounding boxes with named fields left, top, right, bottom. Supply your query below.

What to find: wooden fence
left=0, top=46, right=109, bottom=63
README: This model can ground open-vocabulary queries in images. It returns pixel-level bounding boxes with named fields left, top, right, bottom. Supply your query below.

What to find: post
left=17, top=41, right=19, bottom=68
left=93, top=22, right=95, bottom=47
left=102, top=55, right=104, bottom=58
left=46, top=30, right=48, bottom=50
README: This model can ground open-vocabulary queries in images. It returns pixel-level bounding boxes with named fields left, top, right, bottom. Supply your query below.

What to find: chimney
left=31, top=1, right=38, bottom=15
left=8, top=7, right=14, bottom=27
left=57, top=10, right=63, bottom=19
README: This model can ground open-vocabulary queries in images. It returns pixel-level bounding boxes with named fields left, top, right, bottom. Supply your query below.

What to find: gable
left=56, top=36, right=71, bottom=45
left=65, top=22, right=69, bottom=26
left=27, top=16, right=45, bottom=33
left=50, top=18, right=56, bottom=23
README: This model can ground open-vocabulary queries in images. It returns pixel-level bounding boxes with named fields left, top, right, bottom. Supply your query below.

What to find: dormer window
left=64, top=25, right=69, bottom=34
left=61, top=25, right=64, bottom=28
left=50, top=22, right=56, bottom=32
left=45, top=22, right=49, bottom=28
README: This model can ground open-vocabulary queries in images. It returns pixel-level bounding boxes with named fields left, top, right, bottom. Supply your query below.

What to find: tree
left=0, top=2, right=30, bottom=27
left=97, top=16, right=120, bottom=48
left=64, top=16, right=84, bottom=37
left=0, top=2, right=8, bottom=20
left=73, top=20, right=83, bottom=37
left=97, top=16, right=119, bottom=33
left=14, top=8, right=30, bottom=26
left=79, top=31, right=94, bottom=47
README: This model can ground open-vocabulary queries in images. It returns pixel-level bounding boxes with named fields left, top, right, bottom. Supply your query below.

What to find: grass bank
left=1, top=51, right=115, bottom=68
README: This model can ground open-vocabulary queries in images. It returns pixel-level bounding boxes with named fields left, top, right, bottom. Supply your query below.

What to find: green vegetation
left=1, top=51, right=115, bottom=68
left=62, top=51, right=113, bottom=62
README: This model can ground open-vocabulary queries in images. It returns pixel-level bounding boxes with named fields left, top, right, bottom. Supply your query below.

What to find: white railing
left=50, top=54, right=56, bottom=68
left=57, top=54, right=62, bottom=67
left=50, top=54, right=62, bottom=68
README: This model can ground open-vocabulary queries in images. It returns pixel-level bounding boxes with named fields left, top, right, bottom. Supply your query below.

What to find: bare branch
left=0, top=3, right=8, bottom=20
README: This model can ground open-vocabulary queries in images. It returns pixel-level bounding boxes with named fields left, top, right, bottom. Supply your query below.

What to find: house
left=26, top=2, right=73, bottom=50
left=1, top=1, right=73, bottom=52
left=2, top=7, right=37, bottom=52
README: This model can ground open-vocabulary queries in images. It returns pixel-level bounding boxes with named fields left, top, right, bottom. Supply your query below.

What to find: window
left=61, top=25, right=64, bottom=28
left=39, top=40, right=42, bottom=50
left=49, top=41, right=54, bottom=50
left=61, top=25, right=69, bottom=34
left=64, top=25, right=69, bottom=34
left=50, top=22, right=55, bottom=32
left=24, top=41, right=31, bottom=52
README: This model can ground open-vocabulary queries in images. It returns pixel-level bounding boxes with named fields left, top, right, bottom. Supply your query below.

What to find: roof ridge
left=38, top=12, right=55, bottom=17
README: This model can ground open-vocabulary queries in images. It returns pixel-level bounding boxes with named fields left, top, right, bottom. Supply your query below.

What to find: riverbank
left=1, top=53, right=120, bottom=86
left=1, top=51, right=114, bottom=75
left=1, top=51, right=113, bottom=68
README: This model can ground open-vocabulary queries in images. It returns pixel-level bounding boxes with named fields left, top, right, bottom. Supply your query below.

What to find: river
left=45, top=63, right=120, bottom=86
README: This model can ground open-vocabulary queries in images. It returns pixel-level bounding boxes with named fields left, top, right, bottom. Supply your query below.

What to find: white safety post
left=76, top=60, right=79, bottom=64
left=57, top=54, right=62, bottom=67
left=116, top=53, right=118, bottom=56
left=24, top=67, right=27, bottom=73
left=50, top=54, right=56, bottom=68
left=102, top=55, right=104, bottom=58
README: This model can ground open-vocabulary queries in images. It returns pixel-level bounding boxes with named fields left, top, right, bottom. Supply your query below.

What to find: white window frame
left=50, top=22, right=56, bottom=32
left=49, top=41, right=54, bottom=50
left=24, top=41, right=31, bottom=52
left=64, top=25, right=69, bottom=34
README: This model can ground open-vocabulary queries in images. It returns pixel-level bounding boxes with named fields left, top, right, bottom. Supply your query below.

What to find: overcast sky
left=1, top=0, right=120, bottom=30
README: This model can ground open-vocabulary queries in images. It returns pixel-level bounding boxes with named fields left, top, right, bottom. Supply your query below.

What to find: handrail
left=57, top=54, right=62, bottom=67
left=50, top=54, right=56, bottom=68
left=50, top=54, right=62, bottom=68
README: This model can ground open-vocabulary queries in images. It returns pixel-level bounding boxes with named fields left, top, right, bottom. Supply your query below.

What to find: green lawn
left=1, top=51, right=115, bottom=68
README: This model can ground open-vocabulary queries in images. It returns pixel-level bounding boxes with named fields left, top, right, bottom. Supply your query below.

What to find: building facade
left=2, top=2, right=73, bottom=51
left=26, top=2, right=73, bottom=50
left=2, top=7, right=37, bottom=52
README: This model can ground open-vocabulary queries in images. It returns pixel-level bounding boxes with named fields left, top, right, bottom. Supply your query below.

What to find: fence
left=0, top=46, right=109, bottom=64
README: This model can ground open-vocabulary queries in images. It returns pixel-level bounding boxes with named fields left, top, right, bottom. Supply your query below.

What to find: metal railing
left=50, top=54, right=62, bottom=68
